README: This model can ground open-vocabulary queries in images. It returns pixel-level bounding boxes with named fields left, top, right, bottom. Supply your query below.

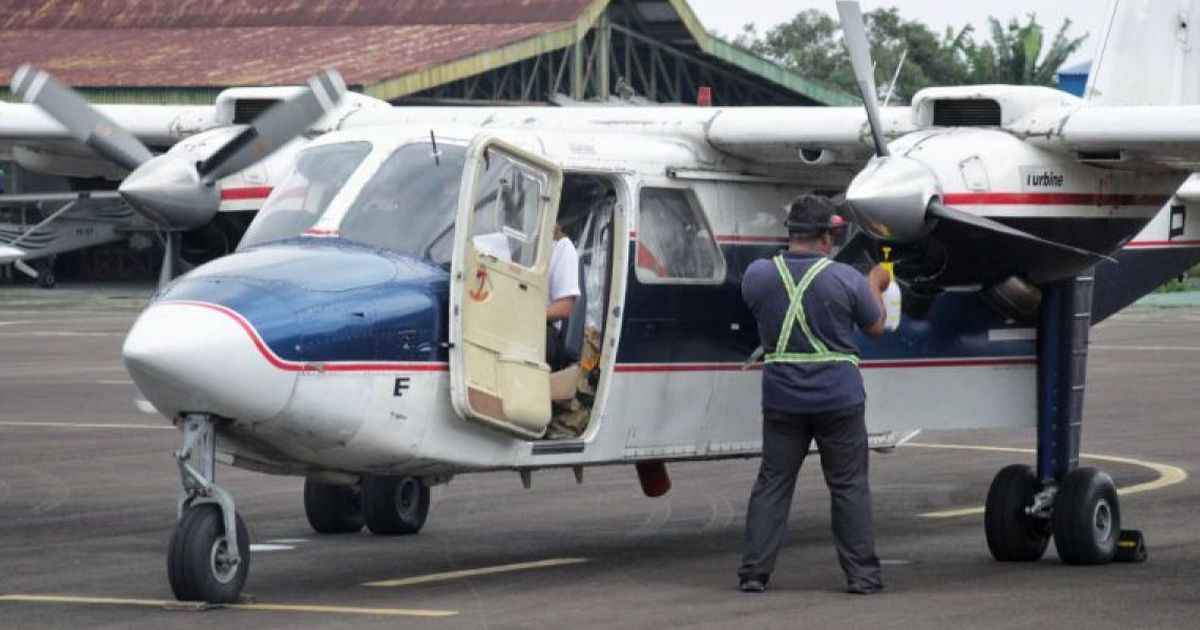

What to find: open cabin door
left=449, top=135, right=563, bottom=438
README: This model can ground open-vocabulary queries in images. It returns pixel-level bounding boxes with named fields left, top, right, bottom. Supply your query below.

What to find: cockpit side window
left=239, top=142, right=371, bottom=249
left=338, top=143, right=467, bottom=266
left=469, top=151, right=547, bottom=270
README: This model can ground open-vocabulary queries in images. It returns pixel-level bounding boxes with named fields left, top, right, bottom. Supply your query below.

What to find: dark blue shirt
left=742, top=251, right=881, bottom=414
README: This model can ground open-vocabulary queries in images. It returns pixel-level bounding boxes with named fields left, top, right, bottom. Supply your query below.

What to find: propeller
left=12, top=65, right=346, bottom=284
left=836, top=1, right=888, bottom=158
left=832, top=2, right=1105, bottom=279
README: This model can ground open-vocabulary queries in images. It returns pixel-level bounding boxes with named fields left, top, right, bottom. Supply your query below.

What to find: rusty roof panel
left=0, top=23, right=568, bottom=87
left=0, top=0, right=595, bottom=29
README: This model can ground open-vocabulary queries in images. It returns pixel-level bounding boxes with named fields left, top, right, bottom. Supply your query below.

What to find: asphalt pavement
left=0, top=284, right=1197, bottom=629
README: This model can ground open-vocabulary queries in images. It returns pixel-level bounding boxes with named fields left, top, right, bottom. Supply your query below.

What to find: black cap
left=785, top=194, right=846, bottom=236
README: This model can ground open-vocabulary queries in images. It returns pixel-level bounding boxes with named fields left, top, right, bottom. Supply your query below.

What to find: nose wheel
left=167, top=414, right=249, bottom=603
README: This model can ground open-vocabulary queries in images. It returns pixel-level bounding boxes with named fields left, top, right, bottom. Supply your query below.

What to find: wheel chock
left=1114, top=529, right=1147, bottom=563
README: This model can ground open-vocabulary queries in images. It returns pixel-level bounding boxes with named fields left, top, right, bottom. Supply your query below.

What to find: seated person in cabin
left=545, top=223, right=581, bottom=371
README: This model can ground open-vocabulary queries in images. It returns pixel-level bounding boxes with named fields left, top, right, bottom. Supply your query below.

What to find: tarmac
left=1, top=283, right=1198, bottom=629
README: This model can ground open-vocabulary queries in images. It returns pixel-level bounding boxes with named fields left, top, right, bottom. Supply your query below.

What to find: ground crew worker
left=737, top=194, right=890, bottom=594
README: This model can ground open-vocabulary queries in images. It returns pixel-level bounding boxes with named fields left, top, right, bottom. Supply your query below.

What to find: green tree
left=964, top=15, right=1087, bottom=85
left=734, top=8, right=1085, bottom=103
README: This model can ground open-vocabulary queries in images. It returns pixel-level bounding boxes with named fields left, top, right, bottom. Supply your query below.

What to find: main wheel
left=303, top=478, right=364, bottom=534
left=38, top=270, right=55, bottom=289
left=167, top=504, right=250, bottom=603
left=1053, top=467, right=1120, bottom=565
left=985, top=464, right=1050, bottom=561
left=362, top=475, right=429, bottom=535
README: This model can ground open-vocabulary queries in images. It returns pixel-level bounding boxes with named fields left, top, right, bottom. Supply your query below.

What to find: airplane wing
left=706, top=106, right=914, bottom=167
left=0, top=243, right=25, bottom=263
left=707, top=101, right=1200, bottom=175
left=0, top=101, right=217, bottom=178
left=1058, top=106, right=1200, bottom=169
left=0, top=190, right=121, bottom=205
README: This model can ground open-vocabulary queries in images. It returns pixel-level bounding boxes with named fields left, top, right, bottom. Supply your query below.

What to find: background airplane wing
left=0, top=101, right=217, bottom=179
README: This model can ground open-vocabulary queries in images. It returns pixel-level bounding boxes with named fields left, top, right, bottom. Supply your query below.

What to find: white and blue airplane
left=15, top=0, right=1200, bottom=604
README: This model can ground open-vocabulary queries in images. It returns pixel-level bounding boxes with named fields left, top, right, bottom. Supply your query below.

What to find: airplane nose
left=123, top=301, right=297, bottom=423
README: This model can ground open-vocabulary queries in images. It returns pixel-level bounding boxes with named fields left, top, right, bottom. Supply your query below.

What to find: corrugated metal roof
left=0, top=0, right=595, bottom=28
left=0, top=24, right=567, bottom=87
left=0, top=0, right=853, bottom=105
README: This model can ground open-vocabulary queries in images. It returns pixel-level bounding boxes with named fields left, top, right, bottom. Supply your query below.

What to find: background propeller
left=13, top=65, right=346, bottom=287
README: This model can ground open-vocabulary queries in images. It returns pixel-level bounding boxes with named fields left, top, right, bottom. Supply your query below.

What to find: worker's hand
left=868, top=264, right=891, bottom=292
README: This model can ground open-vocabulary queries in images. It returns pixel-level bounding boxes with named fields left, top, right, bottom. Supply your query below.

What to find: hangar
left=0, top=0, right=852, bottom=282
left=0, top=0, right=852, bottom=107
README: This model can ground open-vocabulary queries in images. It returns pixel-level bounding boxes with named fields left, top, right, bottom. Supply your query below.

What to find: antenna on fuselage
left=883, top=48, right=908, bottom=107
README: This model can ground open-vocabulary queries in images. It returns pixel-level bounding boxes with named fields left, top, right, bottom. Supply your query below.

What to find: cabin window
left=469, top=151, right=548, bottom=270
left=635, top=187, right=725, bottom=284
left=339, top=142, right=467, bottom=265
left=239, top=141, right=371, bottom=249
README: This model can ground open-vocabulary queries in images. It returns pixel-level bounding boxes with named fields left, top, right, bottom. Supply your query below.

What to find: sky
left=687, top=0, right=1104, bottom=67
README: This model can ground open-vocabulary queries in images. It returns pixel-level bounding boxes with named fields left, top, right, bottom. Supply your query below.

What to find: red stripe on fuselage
left=613, top=357, right=1035, bottom=372
left=942, top=192, right=1170, bottom=206
left=220, top=186, right=274, bottom=201
left=164, top=301, right=449, bottom=373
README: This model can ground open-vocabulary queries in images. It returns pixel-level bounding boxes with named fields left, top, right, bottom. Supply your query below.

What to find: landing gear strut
left=984, top=275, right=1133, bottom=565
left=167, top=414, right=249, bottom=603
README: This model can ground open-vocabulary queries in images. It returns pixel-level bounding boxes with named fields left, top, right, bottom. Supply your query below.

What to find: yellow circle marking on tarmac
left=906, top=442, right=1189, bottom=519
left=364, top=557, right=590, bottom=588
left=0, top=594, right=458, bottom=617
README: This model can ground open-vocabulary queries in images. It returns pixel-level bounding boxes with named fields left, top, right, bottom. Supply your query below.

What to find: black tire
left=1053, top=467, right=1120, bottom=565
left=362, top=475, right=429, bottom=535
left=38, top=271, right=55, bottom=289
left=167, top=503, right=250, bottom=603
left=303, top=478, right=364, bottom=534
left=985, top=464, right=1051, bottom=561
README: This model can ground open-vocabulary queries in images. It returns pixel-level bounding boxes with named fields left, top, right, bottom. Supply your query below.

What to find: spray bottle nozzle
left=880, top=246, right=895, bottom=280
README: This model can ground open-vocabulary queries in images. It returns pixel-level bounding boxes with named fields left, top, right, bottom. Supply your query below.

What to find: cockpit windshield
left=338, top=142, right=467, bottom=266
left=239, top=142, right=371, bottom=249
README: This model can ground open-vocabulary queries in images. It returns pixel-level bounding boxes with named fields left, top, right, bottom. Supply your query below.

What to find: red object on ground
left=697, top=86, right=713, bottom=107
left=636, top=462, right=672, bottom=497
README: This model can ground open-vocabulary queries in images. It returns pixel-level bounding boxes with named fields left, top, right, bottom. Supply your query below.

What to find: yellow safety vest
left=765, top=255, right=860, bottom=366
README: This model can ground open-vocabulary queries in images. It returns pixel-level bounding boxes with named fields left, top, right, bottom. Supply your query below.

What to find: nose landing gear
left=167, top=414, right=249, bottom=603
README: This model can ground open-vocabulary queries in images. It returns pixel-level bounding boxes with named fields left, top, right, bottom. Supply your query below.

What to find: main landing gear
left=168, top=414, right=249, bottom=603
left=983, top=276, right=1140, bottom=566
left=303, top=474, right=430, bottom=536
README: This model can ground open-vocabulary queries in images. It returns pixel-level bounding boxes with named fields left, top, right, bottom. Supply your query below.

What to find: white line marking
left=1090, top=345, right=1200, bottom=352
left=0, top=421, right=172, bottom=431
left=249, top=544, right=294, bottom=552
left=0, top=331, right=123, bottom=338
left=364, top=557, right=590, bottom=588
left=0, top=594, right=457, bottom=617
left=96, top=380, right=134, bottom=385
left=265, top=538, right=310, bottom=544
left=906, top=443, right=1188, bottom=518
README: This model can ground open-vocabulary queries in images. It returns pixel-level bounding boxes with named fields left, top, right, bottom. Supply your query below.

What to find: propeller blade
left=196, top=69, right=346, bottom=184
left=836, top=1, right=889, bottom=157
left=11, top=65, right=154, bottom=171
left=927, top=200, right=1111, bottom=263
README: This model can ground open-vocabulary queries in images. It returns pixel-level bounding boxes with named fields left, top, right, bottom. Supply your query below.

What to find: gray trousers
left=738, top=405, right=882, bottom=589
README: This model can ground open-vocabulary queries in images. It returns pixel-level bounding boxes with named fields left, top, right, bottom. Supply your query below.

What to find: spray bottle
left=881, top=247, right=902, bottom=331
